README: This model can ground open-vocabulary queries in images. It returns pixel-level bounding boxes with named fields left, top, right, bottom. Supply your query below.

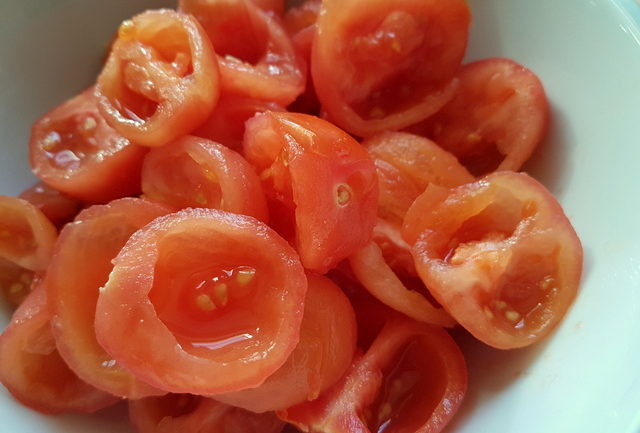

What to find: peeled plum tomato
left=29, top=88, right=147, bottom=203
left=349, top=242, right=454, bottom=328
left=214, top=274, right=357, bottom=412
left=0, top=258, right=35, bottom=307
left=141, top=136, right=268, bottom=222
left=243, top=112, right=378, bottom=273
left=19, top=182, right=82, bottom=228
left=407, top=58, right=549, bottom=176
left=94, top=208, right=307, bottom=394
left=96, top=9, right=219, bottom=147
left=402, top=172, right=583, bottom=349
left=193, top=96, right=285, bottom=152
left=278, top=318, right=467, bottom=433
left=312, top=0, right=471, bottom=137
left=47, top=198, right=171, bottom=398
left=0, top=196, right=57, bottom=272
left=179, top=0, right=305, bottom=106
left=129, top=394, right=285, bottom=433
left=0, top=282, right=118, bottom=414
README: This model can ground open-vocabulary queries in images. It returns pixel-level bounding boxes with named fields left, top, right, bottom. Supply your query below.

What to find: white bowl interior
left=1, top=0, right=640, bottom=432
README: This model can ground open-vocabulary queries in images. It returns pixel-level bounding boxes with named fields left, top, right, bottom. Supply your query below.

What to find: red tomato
left=0, top=196, right=57, bottom=272
left=312, top=0, right=470, bottom=137
left=278, top=318, right=467, bottom=433
left=251, top=0, right=285, bottom=15
left=141, top=135, right=268, bottom=222
left=243, top=112, right=379, bottom=273
left=94, top=208, right=307, bottom=395
left=364, top=131, right=474, bottom=225
left=129, top=394, right=284, bottom=433
left=193, top=95, right=285, bottom=151
left=407, top=58, right=549, bottom=176
left=96, top=9, right=219, bottom=147
left=48, top=198, right=171, bottom=398
left=214, top=274, right=357, bottom=412
left=402, top=172, right=583, bottom=349
left=19, top=182, right=82, bottom=228
left=0, top=258, right=34, bottom=307
left=0, top=281, right=118, bottom=414
left=283, top=0, right=321, bottom=36
left=349, top=241, right=454, bottom=328
left=29, top=87, right=148, bottom=202
left=179, top=0, right=305, bottom=106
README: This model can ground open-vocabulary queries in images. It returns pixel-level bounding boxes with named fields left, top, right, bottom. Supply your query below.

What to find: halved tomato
left=94, top=208, right=307, bottom=394
left=402, top=171, right=583, bottom=349
left=214, top=274, right=356, bottom=412
left=193, top=95, right=285, bottom=151
left=141, top=135, right=268, bottom=222
left=96, top=9, right=219, bottom=147
left=312, top=0, right=470, bottom=137
left=0, top=196, right=57, bottom=272
left=0, top=281, right=118, bottom=414
left=29, top=87, right=148, bottom=202
left=48, top=198, right=172, bottom=398
left=407, top=58, right=549, bottom=176
left=179, top=0, right=305, bottom=106
left=278, top=318, right=467, bottom=433
left=243, top=112, right=378, bottom=273
left=129, top=394, right=284, bottom=433
left=19, top=182, right=82, bottom=228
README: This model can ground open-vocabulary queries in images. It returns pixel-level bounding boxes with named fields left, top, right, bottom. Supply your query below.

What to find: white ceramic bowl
left=1, top=0, right=640, bottom=432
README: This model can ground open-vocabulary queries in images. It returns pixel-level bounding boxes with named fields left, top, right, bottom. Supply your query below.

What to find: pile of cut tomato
left=0, top=0, right=583, bottom=432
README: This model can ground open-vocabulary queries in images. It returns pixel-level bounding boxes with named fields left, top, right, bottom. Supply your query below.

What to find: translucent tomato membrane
left=441, top=189, right=558, bottom=332
left=111, top=18, right=195, bottom=123
left=149, top=232, right=273, bottom=362
left=366, top=336, right=448, bottom=433
left=345, top=11, right=451, bottom=120
left=145, top=152, right=223, bottom=209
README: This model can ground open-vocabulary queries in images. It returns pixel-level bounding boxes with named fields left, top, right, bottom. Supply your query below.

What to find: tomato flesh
left=19, top=182, right=82, bottom=228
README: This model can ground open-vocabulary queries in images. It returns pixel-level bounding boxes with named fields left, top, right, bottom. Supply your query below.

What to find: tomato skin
left=0, top=282, right=118, bottom=414
left=312, top=0, right=470, bottom=137
left=48, top=198, right=172, bottom=398
left=214, top=274, right=357, bottom=412
left=278, top=318, right=467, bottom=433
left=403, top=172, right=583, bottom=349
left=129, top=394, right=285, bottom=433
left=19, top=182, right=82, bottom=228
left=29, top=87, right=148, bottom=203
left=94, top=208, right=307, bottom=395
left=180, top=0, right=305, bottom=106
left=96, top=9, right=219, bottom=147
left=141, top=135, right=269, bottom=222
left=349, top=241, right=454, bottom=328
left=407, top=58, right=549, bottom=176
left=0, top=196, right=57, bottom=272
left=193, top=95, right=285, bottom=152
left=244, top=112, right=379, bottom=273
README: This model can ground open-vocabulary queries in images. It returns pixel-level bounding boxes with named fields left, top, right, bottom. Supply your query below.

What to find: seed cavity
left=196, top=293, right=216, bottom=312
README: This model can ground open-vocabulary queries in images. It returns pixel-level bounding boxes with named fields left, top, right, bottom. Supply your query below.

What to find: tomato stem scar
left=335, top=184, right=352, bottom=207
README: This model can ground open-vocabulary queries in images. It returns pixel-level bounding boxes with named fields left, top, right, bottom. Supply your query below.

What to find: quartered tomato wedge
left=19, top=182, right=82, bottom=228
left=179, top=0, right=305, bottom=106
left=214, top=274, right=356, bottom=412
left=193, top=95, right=285, bottom=151
left=48, top=198, right=171, bottom=398
left=349, top=241, right=454, bottom=328
left=278, top=318, right=467, bottom=433
left=0, top=196, right=57, bottom=272
left=312, top=0, right=470, bottom=137
left=94, top=208, right=307, bottom=395
left=403, top=172, right=583, bottom=349
left=244, top=112, right=378, bottom=273
left=129, top=394, right=284, bottom=433
left=97, top=9, right=219, bottom=147
left=408, top=58, right=549, bottom=176
left=29, top=87, right=147, bottom=203
left=141, top=135, right=268, bottom=222
left=0, top=282, right=118, bottom=414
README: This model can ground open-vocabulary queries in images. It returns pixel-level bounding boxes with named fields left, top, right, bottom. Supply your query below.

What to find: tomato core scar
left=335, top=184, right=353, bottom=207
